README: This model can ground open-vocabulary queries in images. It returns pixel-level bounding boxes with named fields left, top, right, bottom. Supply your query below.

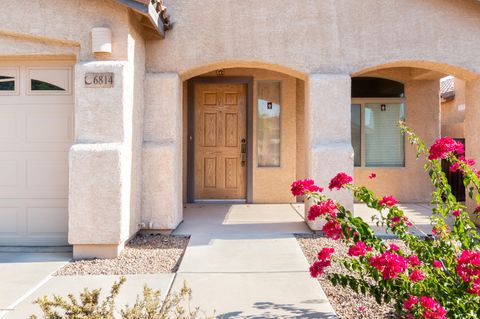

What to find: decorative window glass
left=0, top=76, right=15, bottom=91
left=0, top=68, right=18, bottom=93
left=27, top=67, right=71, bottom=94
left=257, top=81, right=281, bottom=167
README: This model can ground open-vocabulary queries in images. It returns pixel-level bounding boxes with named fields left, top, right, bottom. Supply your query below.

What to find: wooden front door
left=194, top=83, right=247, bottom=200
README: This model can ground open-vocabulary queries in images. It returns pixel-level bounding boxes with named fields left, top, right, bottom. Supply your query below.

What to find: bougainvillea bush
left=292, top=123, right=480, bottom=319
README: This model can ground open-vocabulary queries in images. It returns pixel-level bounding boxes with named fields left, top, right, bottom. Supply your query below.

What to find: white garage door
left=0, top=61, right=73, bottom=246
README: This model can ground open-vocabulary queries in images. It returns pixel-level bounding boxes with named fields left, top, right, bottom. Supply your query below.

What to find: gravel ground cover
left=56, top=234, right=189, bottom=276
left=296, top=234, right=403, bottom=319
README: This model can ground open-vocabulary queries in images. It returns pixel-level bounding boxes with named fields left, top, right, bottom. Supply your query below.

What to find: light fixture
left=91, top=27, right=112, bottom=54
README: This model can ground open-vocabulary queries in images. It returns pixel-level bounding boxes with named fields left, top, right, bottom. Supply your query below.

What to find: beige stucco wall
left=465, top=79, right=480, bottom=214
left=296, top=80, right=306, bottom=182
left=147, top=0, right=480, bottom=79
left=128, top=15, right=146, bottom=237
left=441, top=78, right=465, bottom=138
left=142, top=73, right=183, bottom=229
left=0, top=0, right=131, bottom=61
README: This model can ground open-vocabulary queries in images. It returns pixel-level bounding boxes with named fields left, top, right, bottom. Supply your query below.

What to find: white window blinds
left=364, top=103, right=405, bottom=167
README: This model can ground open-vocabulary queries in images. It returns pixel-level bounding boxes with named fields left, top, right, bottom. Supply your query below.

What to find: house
left=0, top=0, right=479, bottom=259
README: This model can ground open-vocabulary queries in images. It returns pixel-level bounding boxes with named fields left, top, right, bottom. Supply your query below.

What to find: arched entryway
left=181, top=64, right=307, bottom=204
left=351, top=60, right=480, bottom=211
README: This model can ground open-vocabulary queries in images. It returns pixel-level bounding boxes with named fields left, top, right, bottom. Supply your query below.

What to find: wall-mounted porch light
left=91, top=27, right=112, bottom=54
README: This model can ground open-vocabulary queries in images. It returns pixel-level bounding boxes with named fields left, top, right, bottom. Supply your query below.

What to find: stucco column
left=465, top=78, right=480, bottom=215
left=142, top=73, right=183, bottom=230
left=69, top=61, right=133, bottom=258
left=403, top=80, right=440, bottom=201
left=305, top=74, right=354, bottom=230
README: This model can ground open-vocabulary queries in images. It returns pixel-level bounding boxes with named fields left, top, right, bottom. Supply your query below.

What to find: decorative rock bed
left=56, top=234, right=189, bottom=276
left=296, top=234, right=400, bottom=319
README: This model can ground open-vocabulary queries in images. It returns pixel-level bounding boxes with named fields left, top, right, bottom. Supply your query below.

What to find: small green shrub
left=30, top=277, right=213, bottom=319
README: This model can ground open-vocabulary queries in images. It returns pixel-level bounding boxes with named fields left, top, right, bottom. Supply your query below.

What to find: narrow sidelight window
left=257, top=81, right=281, bottom=167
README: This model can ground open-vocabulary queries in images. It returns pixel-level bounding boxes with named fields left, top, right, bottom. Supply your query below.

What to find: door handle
left=241, top=138, right=246, bottom=167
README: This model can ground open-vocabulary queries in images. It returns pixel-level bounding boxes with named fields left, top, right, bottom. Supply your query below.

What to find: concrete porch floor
left=354, top=202, right=444, bottom=237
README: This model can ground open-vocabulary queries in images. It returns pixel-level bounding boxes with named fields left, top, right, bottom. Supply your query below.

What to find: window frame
left=352, top=97, right=406, bottom=168
left=0, top=67, right=19, bottom=96
left=26, top=67, right=72, bottom=96
left=256, top=80, right=282, bottom=168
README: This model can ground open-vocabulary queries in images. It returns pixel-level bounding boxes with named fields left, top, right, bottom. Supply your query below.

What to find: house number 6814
left=84, top=72, right=114, bottom=88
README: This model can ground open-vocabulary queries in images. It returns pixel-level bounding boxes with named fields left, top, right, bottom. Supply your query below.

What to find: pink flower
left=433, top=260, right=442, bottom=268
left=449, top=162, right=460, bottom=173
left=307, top=200, right=337, bottom=221
left=369, top=251, right=408, bottom=279
left=322, top=219, right=343, bottom=240
left=475, top=206, right=480, bottom=214
left=328, top=172, right=353, bottom=190
left=318, top=247, right=335, bottom=260
left=456, top=250, right=480, bottom=283
left=468, top=277, right=480, bottom=296
left=290, top=179, right=323, bottom=196
left=389, top=243, right=400, bottom=252
left=409, top=269, right=425, bottom=282
left=428, top=137, right=464, bottom=160
left=408, top=255, right=422, bottom=267
left=348, top=241, right=369, bottom=257
left=403, top=295, right=418, bottom=311
left=389, top=215, right=412, bottom=228
left=420, top=296, right=447, bottom=319
left=310, top=248, right=334, bottom=278
left=450, top=156, right=475, bottom=173
left=453, top=210, right=461, bottom=217
left=379, top=195, right=398, bottom=207
left=368, top=172, right=377, bottom=179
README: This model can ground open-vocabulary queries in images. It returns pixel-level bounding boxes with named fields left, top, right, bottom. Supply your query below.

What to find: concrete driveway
left=0, top=251, right=71, bottom=318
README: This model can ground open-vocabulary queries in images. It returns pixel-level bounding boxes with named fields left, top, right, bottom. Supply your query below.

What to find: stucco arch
left=352, top=60, right=480, bottom=82
left=179, top=60, right=308, bottom=81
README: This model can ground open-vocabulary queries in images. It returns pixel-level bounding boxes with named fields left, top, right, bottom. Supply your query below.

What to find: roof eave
left=115, top=0, right=165, bottom=39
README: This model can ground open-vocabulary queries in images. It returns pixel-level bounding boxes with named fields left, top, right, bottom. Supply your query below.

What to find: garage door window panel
left=0, top=68, right=18, bottom=94
left=27, top=67, right=71, bottom=95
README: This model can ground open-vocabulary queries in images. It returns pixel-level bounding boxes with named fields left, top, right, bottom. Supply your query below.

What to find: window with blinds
left=364, top=103, right=405, bottom=167
left=351, top=77, right=406, bottom=168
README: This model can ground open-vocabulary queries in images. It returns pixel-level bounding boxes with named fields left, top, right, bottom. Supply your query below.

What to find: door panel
left=194, top=83, right=247, bottom=199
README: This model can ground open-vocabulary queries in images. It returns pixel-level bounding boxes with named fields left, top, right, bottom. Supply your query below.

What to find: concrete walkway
left=172, top=204, right=337, bottom=319
left=0, top=252, right=71, bottom=318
